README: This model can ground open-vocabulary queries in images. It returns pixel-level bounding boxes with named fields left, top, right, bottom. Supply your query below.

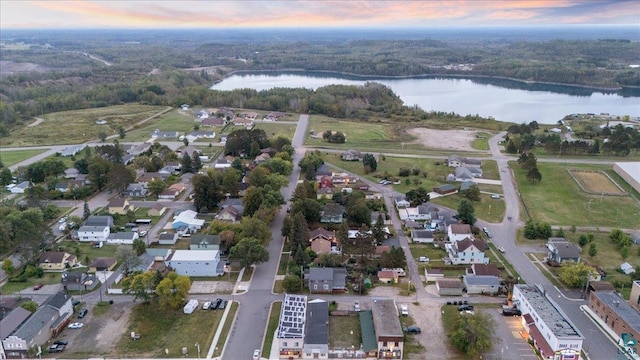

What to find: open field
left=4, top=105, right=166, bottom=147
left=125, top=109, right=196, bottom=141
left=432, top=193, right=506, bottom=223
left=570, top=170, right=626, bottom=194
left=254, top=122, right=297, bottom=140
left=115, top=302, right=221, bottom=358
left=407, top=127, right=482, bottom=152
left=513, top=162, right=640, bottom=228
left=328, top=315, right=361, bottom=349
left=0, top=149, right=47, bottom=166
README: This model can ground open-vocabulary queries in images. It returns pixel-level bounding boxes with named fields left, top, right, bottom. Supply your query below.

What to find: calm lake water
left=211, top=72, right=640, bottom=124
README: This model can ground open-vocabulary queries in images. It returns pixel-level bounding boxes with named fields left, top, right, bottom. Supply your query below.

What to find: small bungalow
left=88, top=257, right=117, bottom=272
left=64, top=168, right=80, bottom=179
left=463, top=275, right=502, bottom=295
left=9, top=181, right=30, bottom=194
left=411, top=229, right=435, bottom=243
left=148, top=203, right=167, bottom=217
left=215, top=205, right=242, bottom=223
left=394, top=196, right=410, bottom=209
left=547, top=237, right=581, bottom=264
left=436, top=278, right=464, bottom=296
left=425, top=268, right=445, bottom=282
left=107, top=231, right=139, bottom=245
left=158, top=232, right=179, bottom=245
left=158, top=188, right=181, bottom=201
left=341, top=149, right=362, bottom=161
left=470, top=263, right=502, bottom=278
left=377, top=270, right=399, bottom=284
left=621, top=262, right=635, bottom=275
left=317, top=187, right=334, bottom=199
left=124, top=183, right=148, bottom=197
left=320, top=203, right=344, bottom=224
left=107, top=197, right=134, bottom=215
left=433, top=184, right=457, bottom=195
left=190, top=234, right=221, bottom=251
left=61, top=271, right=99, bottom=292
left=39, top=252, right=77, bottom=271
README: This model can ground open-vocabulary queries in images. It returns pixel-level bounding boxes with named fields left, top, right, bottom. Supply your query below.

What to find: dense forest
left=1, top=28, right=639, bottom=133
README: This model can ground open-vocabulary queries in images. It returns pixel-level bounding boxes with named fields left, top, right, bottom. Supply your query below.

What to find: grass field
left=306, top=116, right=407, bottom=152
left=5, top=105, right=166, bottom=147
left=212, top=301, right=238, bottom=357
left=125, top=109, right=196, bottom=141
left=570, top=170, right=625, bottom=194
left=262, top=301, right=282, bottom=357
left=432, top=192, right=506, bottom=223
left=0, top=149, right=47, bottom=166
left=471, top=132, right=491, bottom=150
left=513, top=161, right=640, bottom=228
left=116, top=302, right=222, bottom=358
left=328, top=315, right=361, bottom=349
left=254, top=122, right=297, bottom=141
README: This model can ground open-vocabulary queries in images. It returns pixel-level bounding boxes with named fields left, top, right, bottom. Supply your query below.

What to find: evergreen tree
left=181, top=152, right=193, bottom=174
left=371, top=213, right=386, bottom=245
left=192, top=151, right=202, bottom=172
left=457, top=199, right=476, bottom=225
left=83, top=200, right=91, bottom=220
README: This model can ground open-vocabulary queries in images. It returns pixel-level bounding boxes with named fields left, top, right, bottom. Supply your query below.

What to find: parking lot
left=482, top=308, right=537, bottom=360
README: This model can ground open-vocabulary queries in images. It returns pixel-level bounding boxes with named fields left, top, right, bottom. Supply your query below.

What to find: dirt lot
left=571, top=170, right=625, bottom=194
left=407, top=127, right=480, bottom=152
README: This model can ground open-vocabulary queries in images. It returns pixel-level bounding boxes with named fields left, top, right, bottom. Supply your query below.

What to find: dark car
left=403, top=326, right=421, bottom=334
left=458, top=305, right=474, bottom=312
left=72, top=299, right=80, bottom=307
left=54, top=340, right=68, bottom=346
left=49, top=344, right=65, bottom=353
left=33, top=283, right=44, bottom=290
left=78, top=308, right=88, bottom=318
left=219, top=300, right=227, bottom=310
left=212, top=298, right=222, bottom=310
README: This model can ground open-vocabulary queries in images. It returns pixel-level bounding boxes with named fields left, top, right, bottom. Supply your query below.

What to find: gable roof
left=359, top=310, right=377, bottom=352
left=84, top=215, right=113, bottom=227
left=548, top=238, right=581, bottom=258
left=108, top=197, right=127, bottom=207
left=464, top=275, right=501, bottom=286
left=456, top=238, right=486, bottom=252
left=0, top=307, right=32, bottom=339
left=305, top=299, right=328, bottom=345
left=40, top=252, right=73, bottom=264
left=89, top=257, right=117, bottom=269
left=309, top=228, right=334, bottom=240
left=450, top=223, right=472, bottom=235
left=472, top=263, right=501, bottom=277
left=190, top=234, right=221, bottom=246
left=322, top=203, right=344, bottom=217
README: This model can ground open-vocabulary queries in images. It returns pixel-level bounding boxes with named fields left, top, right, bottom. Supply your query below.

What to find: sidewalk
left=206, top=267, right=246, bottom=359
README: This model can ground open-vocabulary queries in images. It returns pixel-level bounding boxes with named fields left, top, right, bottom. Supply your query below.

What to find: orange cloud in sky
left=1, top=0, right=638, bottom=29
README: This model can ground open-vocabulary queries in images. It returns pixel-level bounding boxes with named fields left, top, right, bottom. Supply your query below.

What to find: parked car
left=202, top=301, right=212, bottom=310
left=418, top=256, right=429, bottom=263
left=498, top=246, right=506, bottom=253
left=78, top=308, right=88, bottom=318
left=491, top=194, right=501, bottom=199
left=403, top=326, right=421, bottom=334
left=58, top=217, right=67, bottom=224
left=139, top=230, right=148, bottom=237
left=54, top=340, right=68, bottom=346
left=460, top=310, right=475, bottom=315
left=49, top=344, right=65, bottom=353
left=33, top=283, right=44, bottom=290
left=458, top=305, right=474, bottom=312
left=482, top=227, right=492, bottom=238
left=354, top=301, right=361, bottom=312
left=219, top=300, right=228, bottom=309
left=212, top=298, right=222, bottom=310
left=67, top=322, right=84, bottom=329
left=71, top=298, right=80, bottom=307
left=252, top=349, right=261, bottom=360
left=400, top=304, right=409, bottom=316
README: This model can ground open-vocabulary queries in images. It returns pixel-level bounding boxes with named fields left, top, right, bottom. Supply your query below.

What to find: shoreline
left=216, top=68, right=633, bottom=93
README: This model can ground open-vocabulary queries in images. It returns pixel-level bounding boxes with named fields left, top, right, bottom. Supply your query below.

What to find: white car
left=58, top=223, right=67, bottom=231
left=252, top=349, right=261, bottom=360
left=491, top=194, right=501, bottom=199
left=418, top=256, right=430, bottom=263
left=354, top=301, right=361, bottom=312
left=139, top=230, right=148, bottom=237
left=498, top=246, right=506, bottom=253
left=400, top=304, right=409, bottom=316
left=202, top=301, right=212, bottom=310
left=57, top=217, right=67, bottom=224
left=67, top=322, right=84, bottom=329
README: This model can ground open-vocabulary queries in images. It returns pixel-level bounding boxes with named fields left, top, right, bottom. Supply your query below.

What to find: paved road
left=221, top=114, right=310, bottom=359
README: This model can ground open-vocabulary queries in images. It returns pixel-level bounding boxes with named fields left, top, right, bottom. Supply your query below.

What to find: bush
left=398, top=168, right=410, bottom=177
left=24, top=265, right=39, bottom=278
left=9, top=275, right=27, bottom=283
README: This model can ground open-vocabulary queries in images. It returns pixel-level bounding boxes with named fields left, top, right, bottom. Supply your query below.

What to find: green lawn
left=0, top=272, right=62, bottom=295
left=471, top=132, right=491, bottom=151
left=328, top=315, right=361, bottom=349
left=306, top=116, right=406, bottom=153
left=115, top=302, right=221, bottom=358
left=254, top=122, right=297, bottom=141
left=212, top=301, right=238, bottom=357
left=262, top=301, right=282, bottom=357
left=125, top=109, right=196, bottom=141
left=0, top=149, right=47, bottom=165
left=513, top=161, right=640, bottom=228
left=432, top=193, right=506, bottom=223
left=5, top=105, right=166, bottom=147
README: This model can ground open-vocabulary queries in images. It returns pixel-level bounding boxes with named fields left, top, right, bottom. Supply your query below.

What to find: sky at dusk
left=1, top=0, right=639, bottom=29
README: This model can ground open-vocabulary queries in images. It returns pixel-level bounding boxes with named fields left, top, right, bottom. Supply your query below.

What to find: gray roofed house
left=60, top=145, right=86, bottom=157
left=0, top=307, right=31, bottom=339
left=107, top=231, right=139, bottom=245
left=124, top=183, right=148, bottom=197
left=84, top=215, right=114, bottom=227
left=190, top=234, right=221, bottom=250
left=61, top=271, right=99, bottom=291
left=547, top=237, right=581, bottom=263
left=13, top=292, right=73, bottom=348
left=320, top=203, right=345, bottom=223
left=459, top=181, right=477, bottom=191
left=221, top=198, right=244, bottom=214
left=341, top=149, right=362, bottom=161
left=463, top=275, right=502, bottom=295
left=304, top=299, right=329, bottom=357
left=158, top=232, right=178, bottom=245
left=64, top=168, right=80, bottom=179
left=411, top=229, right=434, bottom=243
left=151, top=129, right=180, bottom=139
left=307, top=267, right=347, bottom=294
left=455, top=167, right=476, bottom=180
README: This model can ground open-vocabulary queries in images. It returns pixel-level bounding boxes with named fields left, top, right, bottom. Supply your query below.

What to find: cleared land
left=5, top=105, right=166, bottom=147
left=328, top=315, right=361, bottom=349
left=0, top=149, right=47, bottom=166
left=254, top=122, right=297, bottom=140
left=571, top=170, right=625, bottom=194
left=125, top=109, right=196, bottom=141
left=514, top=162, right=640, bottom=228
left=407, top=127, right=481, bottom=152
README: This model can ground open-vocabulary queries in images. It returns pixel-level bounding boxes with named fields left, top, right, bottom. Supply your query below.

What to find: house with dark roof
left=371, top=299, right=404, bottom=358
left=107, top=231, right=139, bottom=245
left=148, top=203, right=167, bottom=217
left=158, top=232, right=178, bottom=245
left=215, top=205, right=241, bottom=223
left=307, top=267, right=347, bottom=294
left=470, top=263, right=501, bottom=278
left=411, top=229, right=434, bottom=243
left=190, top=234, right=221, bottom=251
left=39, top=252, right=77, bottom=271
left=341, top=149, right=362, bottom=161
left=221, top=198, right=244, bottom=214
left=88, top=257, right=117, bottom=272
left=446, top=238, right=488, bottom=265
left=0, top=307, right=31, bottom=341
left=12, top=292, right=73, bottom=348
left=151, top=129, right=180, bottom=139
left=317, top=187, right=334, bottom=200
left=436, top=278, right=464, bottom=296
left=84, top=215, right=114, bottom=227
left=433, top=184, right=457, bottom=195
left=547, top=237, right=581, bottom=264
left=124, top=183, right=148, bottom=197
left=320, top=203, right=344, bottom=223
left=304, top=299, right=329, bottom=357
left=61, top=271, right=99, bottom=291
left=448, top=223, right=473, bottom=242
left=64, top=167, right=80, bottom=179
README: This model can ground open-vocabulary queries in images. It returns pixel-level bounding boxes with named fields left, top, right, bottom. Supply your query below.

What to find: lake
left=211, top=72, right=640, bottom=124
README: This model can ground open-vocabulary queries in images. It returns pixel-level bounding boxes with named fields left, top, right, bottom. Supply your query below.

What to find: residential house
left=514, top=284, right=583, bottom=359
left=158, top=232, right=179, bottom=245
left=64, top=168, right=79, bottom=179
left=88, top=257, right=117, bottom=272
left=195, top=109, right=209, bottom=118
left=307, top=267, right=347, bottom=294
left=148, top=203, right=167, bottom=217
left=459, top=181, right=477, bottom=191
left=455, top=166, right=483, bottom=180
left=398, top=205, right=430, bottom=221
left=448, top=224, right=473, bottom=242
left=136, top=172, right=167, bottom=185
left=190, top=234, right=221, bottom=251
left=172, top=210, right=205, bottom=232
left=201, top=116, right=225, bottom=127
left=277, top=294, right=307, bottom=359
left=309, top=228, right=338, bottom=255
left=233, top=116, right=254, bottom=128
left=447, top=155, right=482, bottom=168
left=404, top=220, right=423, bottom=230
left=107, top=198, right=134, bottom=215
left=124, top=183, right=148, bottom=197
left=0, top=307, right=32, bottom=344
left=178, top=146, right=202, bottom=158
left=320, top=203, right=344, bottom=224
left=12, top=292, right=73, bottom=348
left=134, top=248, right=172, bottom=273
left=371, top=299, right=404, bottom=359
left=158, top=187, right=181, bottom=201
left=470, top=263, right=502, bottom=278
left=318, top=176, right=334, bottom=189
left=374, top=245, right=391, bottom=258
left=181, top=104, right=190, bottom=111
left=186, top=131, right=215, bottom=143
left=2, top=335, right=28, bottom=359
left=446, top=238, right=489, bottom=265
left=107, top=231, right=139, bottom=245
left=240, top=111, right=258, bottom=120
left=341, top=150, right=362, bottom=161
left=60, top=145, right=85, bottom=157
left=221, top=198, right=244, bottom=212
left=215, top=205, right=241, bottom=223
left=39, top=252, right=77, bottom=271
left=377, top=270, right=399, bottom=284
left=433, top=184, right=457, bottom=195
left=303, top=299, right=329, bottom=359
left=371, top=211, right=387, bottom=225
left=77, top=225, right=110, bottom=243
left=166, top=250, right=222, bottom=277
left=61, top=271, right=99, bottom=292
left=122, top=154, right=135, bottom=165
left=84, top=215, right=114, bottom=228
left=127, top=143, right=152, bottom=156
left=253, top=152, right=271, bottom=164
left=411, top=230, right=434, bottom=243
left=151, top=129, right=180, bottom=139
left=214, top=158, right=232, bottom=169
left=621, top=262, right=635, bottom=275
left=547, top=238, right=581, bottom=264
left=394, top=196, right=410, bottom=209
left=425, top=268, right=445, bottom=282
left=158, top=165, right=180, bottom=176
left=317, top=187, right=334, bottom=200
left=264, top=112, right=285, bottom=121
left=463, top=275, right=502, bottom=295
left=9, top=181, right=30, bottom=194
left=436, top=278, right=464, bottom=296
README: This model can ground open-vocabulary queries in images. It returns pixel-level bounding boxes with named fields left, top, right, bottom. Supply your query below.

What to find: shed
left=433, top=184, right=457, bottom=195
left=463, top=275, right=502, bottom=295
left=425, top=268, right=445, bottom=282
left=436, top=278, right=463, bottom=296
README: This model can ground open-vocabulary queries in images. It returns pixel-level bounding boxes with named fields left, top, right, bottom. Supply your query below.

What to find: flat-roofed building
left=277, top=294, right=307, bottom=359
left=513, top=284, right=582, bottom=359
left=588, top=289, right=640, bottom=343
left=303, top=299, right=328, bottom=359
left=371, top=299, right=403, bottom=359
left=613, top=162, right=640, bottom=193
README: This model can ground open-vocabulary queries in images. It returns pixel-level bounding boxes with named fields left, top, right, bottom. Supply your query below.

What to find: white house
left=398, top=205, right=430, bottom=221
left=9, top=181, right=30, bottom=194
left=172, top=210, right=205, bottom=232
left=463, top=275, right=502, bottom=295
left=394, top=196, right=410, bottom=209
left=411, top=230, right=434, bottom=243
left=513, top=284, right=583, bottom=359
left=77, top=225, right=110, bottom=243
left=166, top=250, right=222, bottom=277
left=106, top=232, right=139, bottom=245
left=448, top=224, right=473, bottom=242
left=446, top=238, right=488, bottom=265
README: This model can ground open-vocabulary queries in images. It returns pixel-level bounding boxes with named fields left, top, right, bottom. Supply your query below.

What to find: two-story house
left=307, top=268, right=347, bottom=294
left=448, top=224, right=473, bottom=242
left=547, top=237, right=581, bottom=264
left=446, top=238, right=489, bottom=265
